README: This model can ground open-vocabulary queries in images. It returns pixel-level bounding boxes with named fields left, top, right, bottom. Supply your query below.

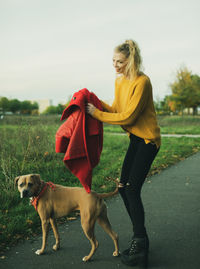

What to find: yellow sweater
left=93, top=74, right=161, bottom=147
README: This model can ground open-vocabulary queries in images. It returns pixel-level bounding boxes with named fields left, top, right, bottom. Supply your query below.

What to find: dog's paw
left=82, top=256, right=90, bottom=262
left=35, top=249, right=44, bottom=255
left=53, top=244, right=60, bottom=251
left=112, top=250, right=120, bottom=257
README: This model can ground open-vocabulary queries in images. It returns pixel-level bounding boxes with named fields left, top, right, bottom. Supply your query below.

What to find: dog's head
left=15, top=174, right=42, bottom=198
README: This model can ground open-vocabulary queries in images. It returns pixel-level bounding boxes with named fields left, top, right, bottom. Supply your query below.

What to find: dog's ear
left=14, top=176, right=20, bottom=187
left=30, top=174, right=41, bottom=184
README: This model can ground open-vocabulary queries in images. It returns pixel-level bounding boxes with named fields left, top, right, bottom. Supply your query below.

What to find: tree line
left=0, top=97, right=67, bottom=115
left=0, top=97, right=39, bottom=114
left=155, top=66, right=200, bottom=115
left=1, top=66, right=200, bottom=116
left=42, top=104, right=66, bottom=115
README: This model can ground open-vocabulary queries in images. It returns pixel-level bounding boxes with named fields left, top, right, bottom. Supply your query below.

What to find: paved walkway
left=1, top=152, right=200, bottom=269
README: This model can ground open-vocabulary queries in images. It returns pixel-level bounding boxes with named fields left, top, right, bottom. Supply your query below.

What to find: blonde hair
left=115, top=39, right=142, bottom=80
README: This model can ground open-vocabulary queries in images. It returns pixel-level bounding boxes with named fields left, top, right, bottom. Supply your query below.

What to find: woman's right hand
left=86, top=103, right=96, bottom=116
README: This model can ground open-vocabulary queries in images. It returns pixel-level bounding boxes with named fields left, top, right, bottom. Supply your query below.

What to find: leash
left=30, top=182, right=56, bottom=211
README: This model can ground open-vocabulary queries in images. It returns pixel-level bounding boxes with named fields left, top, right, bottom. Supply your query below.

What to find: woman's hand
left=86, top=103, right=96, bottom=116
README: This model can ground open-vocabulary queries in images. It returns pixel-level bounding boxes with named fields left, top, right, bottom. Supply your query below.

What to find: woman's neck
left=124, top=71, right=142, bottom=81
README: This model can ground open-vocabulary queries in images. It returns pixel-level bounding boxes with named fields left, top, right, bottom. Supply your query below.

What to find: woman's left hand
left=86, top=103, right=96, bottom=115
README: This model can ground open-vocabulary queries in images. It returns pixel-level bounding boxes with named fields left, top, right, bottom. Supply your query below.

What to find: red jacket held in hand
left=55, top=88, right=103, bottom=193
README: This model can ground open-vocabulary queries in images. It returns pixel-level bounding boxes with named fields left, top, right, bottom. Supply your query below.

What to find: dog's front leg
left=35, top=219, right=50, bottom=255
left=50, top=218, right=60, bottom=251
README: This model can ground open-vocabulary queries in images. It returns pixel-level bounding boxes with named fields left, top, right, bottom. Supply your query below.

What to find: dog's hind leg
left=50, top=217, right=60, bottom=251
left=81, top=217, right=99, bottom=262
left=97, top=205, right=119, bottom=257
left=35, top=219, right=50, bottom=255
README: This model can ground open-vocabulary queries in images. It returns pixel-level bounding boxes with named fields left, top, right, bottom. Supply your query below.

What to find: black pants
left=119, top=134, right=160, bottom=238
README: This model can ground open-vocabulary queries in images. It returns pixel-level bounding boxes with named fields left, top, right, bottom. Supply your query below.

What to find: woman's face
left=112, top=52, right=127, bottom=75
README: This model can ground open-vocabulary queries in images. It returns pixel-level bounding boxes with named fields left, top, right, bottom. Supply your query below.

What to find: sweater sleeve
left=93, top=77, right=150, bottom=125
left=101, top=100, right=116, bottom=113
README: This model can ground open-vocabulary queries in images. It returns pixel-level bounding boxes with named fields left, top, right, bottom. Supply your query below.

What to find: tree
left=43, top=104, right=65, bottom=115
left=43, top=105, right=58, bottom=114
left=0, top=97, right=10, bottom=113
left=9, top=99, right=21, bottom=113
left=57, top=104, right=65, bottom=114
left=161, top=96, right=173, bottom=114
left=0, top=97, right=39, bottom=114
left=190, top=74, right=200, bottom=114
left=20, top=100, right=33, bottom=114
left=154, top=95, right=174, bottom=115
left=31, top=102, right=39, bottom=110
left=170, top=67, right=200, bottom=114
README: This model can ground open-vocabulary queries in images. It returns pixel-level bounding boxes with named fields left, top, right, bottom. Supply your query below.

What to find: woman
left=86, top=39, right=161, bottom=268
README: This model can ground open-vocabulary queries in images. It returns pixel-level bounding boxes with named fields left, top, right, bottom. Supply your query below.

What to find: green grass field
left=0, top=115, right=200, bottom=253
left=103, top=115, right=200, bottom=134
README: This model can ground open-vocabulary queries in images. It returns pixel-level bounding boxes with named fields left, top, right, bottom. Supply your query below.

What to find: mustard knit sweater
left=93, top=74, right=161, bottom=147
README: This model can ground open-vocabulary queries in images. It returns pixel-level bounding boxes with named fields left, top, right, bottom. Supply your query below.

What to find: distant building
left=32, top=99, right=53, bottom=113
left=183, top=106, right=200, bottom=115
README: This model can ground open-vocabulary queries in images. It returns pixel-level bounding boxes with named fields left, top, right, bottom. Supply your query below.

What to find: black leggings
left=119, top=134, right=160, bottom=238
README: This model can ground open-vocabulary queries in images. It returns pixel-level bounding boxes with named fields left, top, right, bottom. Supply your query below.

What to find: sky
left=0, top=0, right=199, bottom=105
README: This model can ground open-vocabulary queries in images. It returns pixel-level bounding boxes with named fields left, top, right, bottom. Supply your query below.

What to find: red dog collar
left=30, top=182, right=56, bottom=211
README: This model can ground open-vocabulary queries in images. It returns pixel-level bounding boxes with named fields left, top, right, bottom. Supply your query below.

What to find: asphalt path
left=1, top=152, right=200, bottom=269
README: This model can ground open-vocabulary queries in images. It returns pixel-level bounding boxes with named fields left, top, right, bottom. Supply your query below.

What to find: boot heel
left=138, top=253, right=148, bottom=268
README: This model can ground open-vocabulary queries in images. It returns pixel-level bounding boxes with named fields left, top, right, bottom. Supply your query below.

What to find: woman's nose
left=113, top=61, right=117, bottom=68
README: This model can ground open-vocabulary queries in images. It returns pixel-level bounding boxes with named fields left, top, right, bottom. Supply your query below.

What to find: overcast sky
left=1, top=0, right=199, bottom=105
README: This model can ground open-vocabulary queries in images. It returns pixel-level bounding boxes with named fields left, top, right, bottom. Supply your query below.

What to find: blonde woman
left=87, top=39, right=161, bottom=268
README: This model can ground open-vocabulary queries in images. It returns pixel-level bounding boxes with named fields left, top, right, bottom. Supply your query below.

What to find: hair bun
left=125, top=40, right=135, bottom=50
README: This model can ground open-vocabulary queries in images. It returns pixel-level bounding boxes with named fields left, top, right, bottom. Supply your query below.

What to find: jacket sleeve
left=93, top=77, right=151, bottom=125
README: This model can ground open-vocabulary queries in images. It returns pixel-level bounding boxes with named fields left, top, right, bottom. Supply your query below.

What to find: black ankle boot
left=121, top=237, right=149, bottom=268
left=121, top=234, right=149, bottom=256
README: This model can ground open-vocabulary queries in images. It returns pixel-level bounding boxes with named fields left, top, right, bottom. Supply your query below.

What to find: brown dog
left=15, top=174, right=119, bottom=261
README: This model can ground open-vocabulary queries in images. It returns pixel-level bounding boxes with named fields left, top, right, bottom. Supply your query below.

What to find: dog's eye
left=19, top=183, right=24, bottom=187
left=28, top=183, right=33, bottom=187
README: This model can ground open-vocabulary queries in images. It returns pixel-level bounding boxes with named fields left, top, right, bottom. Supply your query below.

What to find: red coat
left=55, top=88, right=103, bottom=193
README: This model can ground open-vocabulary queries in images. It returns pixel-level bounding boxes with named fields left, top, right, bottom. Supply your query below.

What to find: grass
left=0, top=114, right=200, bottom=253
left=103, top=115, right=200, bottom=134
left=158, top=115, right=200, bottom=134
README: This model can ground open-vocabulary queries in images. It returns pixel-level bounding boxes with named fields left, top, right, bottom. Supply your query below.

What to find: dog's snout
left=21, top=189, right=29, bottom=198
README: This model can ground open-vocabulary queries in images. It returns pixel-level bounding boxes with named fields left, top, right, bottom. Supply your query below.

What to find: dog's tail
left=96, top=178, right=119, bottom=199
